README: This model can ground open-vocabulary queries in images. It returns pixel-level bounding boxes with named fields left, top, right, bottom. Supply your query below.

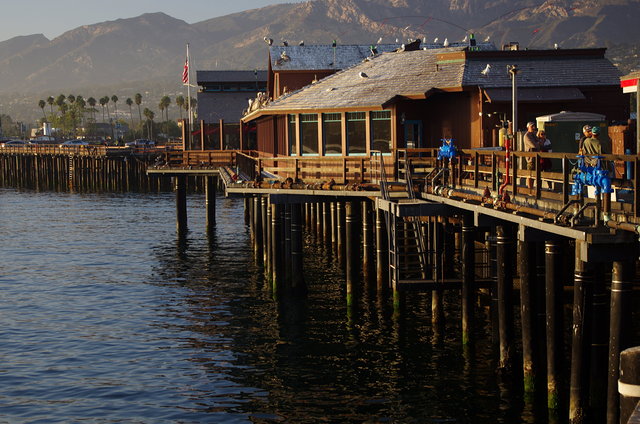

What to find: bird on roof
left=282, top=40, right=288, bottom=46
left=434, top=37, right=439, bottom=43
left=359, top=72, right=368, bottom=79
left=462, top=35, right=468, bottom=42
left=554, top=43, right=559, bottom=49
left=443, top=38, right=449, bottom=47
left=395, top=38, right=399, bottom=43
left=423, top=37, right=427, bottom=43
left=404, top=25, right=411, bottom=30
left=377, top=37, right=383, bottom=44
left=481, top=64, right=491, bottom=76
left=264, top=37, right=273, bottom=46
left=484, top=35, right=491, bottom=42
left=299, top=40, right=304, bottom=46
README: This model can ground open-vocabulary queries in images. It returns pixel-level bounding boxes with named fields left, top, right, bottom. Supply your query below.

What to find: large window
left=323, top=113, right=342, bottom=155
left=300, top=113, right=319, bottom=155
left=288, top=114, right=297, bottom=155
left=371, top=110, right=391, bottom=154
left=347, top=112, right=366, bottom=155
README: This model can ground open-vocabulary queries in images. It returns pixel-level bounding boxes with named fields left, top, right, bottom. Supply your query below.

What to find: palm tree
left=67, top=94, right=76, bottom=105
left=143, top=108, right=155, bottom=139
left=55, top=94, right=66, bottom=117
left=38, top=100, right=47, bottom=121
left=87, top=97, right=97, bottom=123
left=125, top=98, right=134, bottom=135
left=75, top=97, right=86, bottom=128
left=47, top=96, right=55, bottom=115
left=175, top=95, right=185, bottom=121
left=99, top=97, right=108, bottom=122
left=134, top=93, right=143, bottom=124
left=111, top=95, right=119, bottom=121
left=103, top=96, right=111, bottom=121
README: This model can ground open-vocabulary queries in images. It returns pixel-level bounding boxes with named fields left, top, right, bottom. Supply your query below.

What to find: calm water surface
left=0, top=188, right=538, bottom=423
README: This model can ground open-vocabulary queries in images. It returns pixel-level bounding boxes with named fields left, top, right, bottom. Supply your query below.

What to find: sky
left=1, top=0, right=308, bottom=42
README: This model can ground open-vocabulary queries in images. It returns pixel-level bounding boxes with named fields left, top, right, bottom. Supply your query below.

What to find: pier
left=2, top=141, right=640, bottom=422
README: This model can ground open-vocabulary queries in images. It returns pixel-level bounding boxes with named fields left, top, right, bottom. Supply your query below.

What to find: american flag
left=182, top=56, right=189, bottom=84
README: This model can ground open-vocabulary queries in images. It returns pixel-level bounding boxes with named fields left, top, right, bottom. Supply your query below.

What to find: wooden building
left=244, top=45, right=627, bottom=156
left=195, top=70, right=267, bottom=150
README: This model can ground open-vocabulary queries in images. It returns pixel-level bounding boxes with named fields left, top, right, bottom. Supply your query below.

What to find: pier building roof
left=246, top=47, right=622, bottom=120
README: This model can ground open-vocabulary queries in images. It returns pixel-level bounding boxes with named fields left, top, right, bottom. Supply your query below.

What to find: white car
left=59, top=140, right=89, bottom=148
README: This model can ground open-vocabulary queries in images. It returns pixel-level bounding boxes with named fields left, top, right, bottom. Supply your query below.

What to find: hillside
left=0, top=0, right=639, bottom=123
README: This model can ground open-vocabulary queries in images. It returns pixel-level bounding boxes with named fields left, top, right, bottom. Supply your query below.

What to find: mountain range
left=1, top=0, right=639, bottom=123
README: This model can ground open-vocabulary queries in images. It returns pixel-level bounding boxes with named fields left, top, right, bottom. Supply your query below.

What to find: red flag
left=182, top=56, right=189, bottom=84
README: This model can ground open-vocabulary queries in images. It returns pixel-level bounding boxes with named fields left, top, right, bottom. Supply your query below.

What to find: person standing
left=537, top=129, right=552, bottom=171
left=578, top=124, right=592, bottom=154
left=582, top=126, right=603, bottom=166
left=523, top=121, right=541, bottom=188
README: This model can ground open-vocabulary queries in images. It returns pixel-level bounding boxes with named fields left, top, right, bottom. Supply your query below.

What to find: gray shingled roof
left=248, top=48, right=620, bottom=116
left=197, top=70, right=267, bottom=83
left=464, top=56, right=621, bottom=88
left=268, top=42, right=494, bottom=71
left=260, top=47, right=467, bottom=112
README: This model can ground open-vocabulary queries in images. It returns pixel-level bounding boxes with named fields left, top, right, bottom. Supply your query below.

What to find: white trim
left=619, top=380, right=640, bottom=398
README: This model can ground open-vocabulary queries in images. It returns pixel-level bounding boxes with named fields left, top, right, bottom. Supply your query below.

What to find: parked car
left=125, top=139, right=155, bottom=148
left=0, top=140, right=30, bottom=147
left=59, top=140, right=89, bottom=148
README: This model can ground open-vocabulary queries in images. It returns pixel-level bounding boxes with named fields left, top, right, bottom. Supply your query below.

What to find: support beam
left=519, top=238, right=538, bottom=394
left=205, top=176, right=216, bottom=234
left=362, top=200, right=374, bottom=282
left=175, top=175, right=187, bottom=235
left=375, top=207, right=387, bottom=292
left=461, top=213, right=475, bottom=346
left=606, top=261, right=634, bottom=424
left=290, top=203, right=306, bottom=293
left=547, top=239, right=565, bottom=413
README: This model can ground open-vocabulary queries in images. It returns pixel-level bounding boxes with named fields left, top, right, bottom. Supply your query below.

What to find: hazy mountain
left=1, top=0, right=639, bottom=123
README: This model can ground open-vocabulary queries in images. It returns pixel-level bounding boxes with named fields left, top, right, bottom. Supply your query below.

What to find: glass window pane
left=323, top=113, right=342, bottom=155
left=300, top=114, right=318, bottom=155
left=288, top=115, right=297, bottom=155
left=347, top=112, right=366, bottom=155
left=371, top=110, right=391, bottom=153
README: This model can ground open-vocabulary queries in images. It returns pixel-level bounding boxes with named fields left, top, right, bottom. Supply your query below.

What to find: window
left=300, top=114, right=319, bottom=155
left=347, top=112, right=366, bottom=155
left=323, top=113, right=342, bottom=155
left=371, top=110, right=391, bottom=154
left=288, top=114, right=297, bottom=156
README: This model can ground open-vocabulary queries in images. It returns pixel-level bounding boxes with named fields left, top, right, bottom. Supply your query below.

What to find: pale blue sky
left=1, top=0, right=308, bottom=42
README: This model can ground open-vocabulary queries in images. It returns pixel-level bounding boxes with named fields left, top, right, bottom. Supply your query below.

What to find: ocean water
left=0, top=188, right=542, bottom=423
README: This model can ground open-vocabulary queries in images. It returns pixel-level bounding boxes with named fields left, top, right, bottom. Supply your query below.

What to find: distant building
left=195, top=70, right=267, bottom=150
left=243, top=45, right=627, bottom=156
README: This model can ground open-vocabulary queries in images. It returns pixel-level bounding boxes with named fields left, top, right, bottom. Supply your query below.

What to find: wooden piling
left=362, top=200, right=374, bottom=282
left=261, top=197, right=269, bottom=265
left=205, top=176, right=216, bottom=234
left=607, top=261, right=634, bottom=424
left=345, top=201, right=357, bottom=307
left=175, top=175, right=187, bottom=235
left=496, top=224, right=515, bottom=371
left=590, top=266, right=610, bottom=421
left=253, top=196, right=263, bottom=261
left=271, top=203, right=283, bottom=292
left=519, top=238, right=538, bottom=394
left=290, top=203, right=306, bottom=293
left=284, top=204, right=292, bottom=285
left=547, top=239, right=565, bottom=412
left=461, top=213, right=475, bottom=346
left=375, top=207, right=387, bottom=292
left=570, top=242, right=591, bottom=422
left=337, top=202, right=345, bottom=268
left=322, top=202, right=330, bottom=246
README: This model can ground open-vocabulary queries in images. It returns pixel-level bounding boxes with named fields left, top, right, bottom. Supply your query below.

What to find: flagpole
left=186, top=43, right=192, bottom=149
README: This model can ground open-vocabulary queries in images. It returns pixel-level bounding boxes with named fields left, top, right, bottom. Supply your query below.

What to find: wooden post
left=362, top=200, right=374, bottom=282
left=310, top=203, right=317, bottom=238
left=290, top=203, right=306, bottom=293
left=316, top=202, right=323, bottom=242
left=284, top=203, right=292, bottom=286
left=461, top=213, right=475, bottom=346
left=261, top=197, right=269, bottom=265
left=271, top=204, right=283, bottom=292
left=619, top=346, right=640, bottom=424
left=547, top=239, right=565, bottom=413
left=205, top=176, right=216, bottom=234
left=519, top=237, right=538, bottom=394
left=322, top=202, right=330, bottom=246
left=345, top=201, right=357, bottom=307
left=496, top=224, right=514, bottom=371
left=331, top=202, right=337, bottom=254
left=253, top=196, right=263, bottom=261
left=432, top=219, right=444, bottom=327
left=607, top=261, right=634, bottom=424
left=590, top=266, right=610, bottom=421
left=219, top=119, right=225, bottom=150
left=375, top=207, right=387, bottom=292
left=337, top=202, right=345, bottom=268
left=244, top=197, right=250, bottom=226
left=175, top=175, right=187, bottom=235
left=265, top=199, right=272, bottom=281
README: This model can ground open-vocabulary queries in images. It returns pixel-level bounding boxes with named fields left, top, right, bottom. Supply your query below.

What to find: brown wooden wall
left=257, top=117, right=275, bottom=155
left=274, top=71, right=335, bottom=99
left=276, top=115, right=287, bottom=156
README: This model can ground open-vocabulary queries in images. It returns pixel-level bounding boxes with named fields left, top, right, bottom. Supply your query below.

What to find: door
left=404, top=120, right=423, bottom=149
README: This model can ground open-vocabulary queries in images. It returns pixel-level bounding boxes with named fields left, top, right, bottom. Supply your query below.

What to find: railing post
left=474, top=151, right=479, bottom=188
left=342, top=158, right=347, bottom=184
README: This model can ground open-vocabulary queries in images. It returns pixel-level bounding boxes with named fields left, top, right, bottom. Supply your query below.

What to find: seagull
left=433, top=37, right=439, bottom=43
left=395, top=38, right=399, bottom=43
left=280, top=51, right=290, bottom=61
left=480, top=64, right=491, bottom=76
left=462, top=35, right=468, bottom=42
left=282, top=41, right=288, bottom=46
left=484, top=35, right=491, bottom=42
left=554, top=43, right=559, bottom=49
left=359, top=72, right=368, bottom=79
left=423, top=37, right=427, bottom=43
left=263, top=37, right=273, bottom=46
left=377, top=37, right=383, bottom=44
left=443, top=38, right=449, bottom=47
left=299, top=40, right=304, bottom=46
left=404, top=25, right=411, bottom=30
